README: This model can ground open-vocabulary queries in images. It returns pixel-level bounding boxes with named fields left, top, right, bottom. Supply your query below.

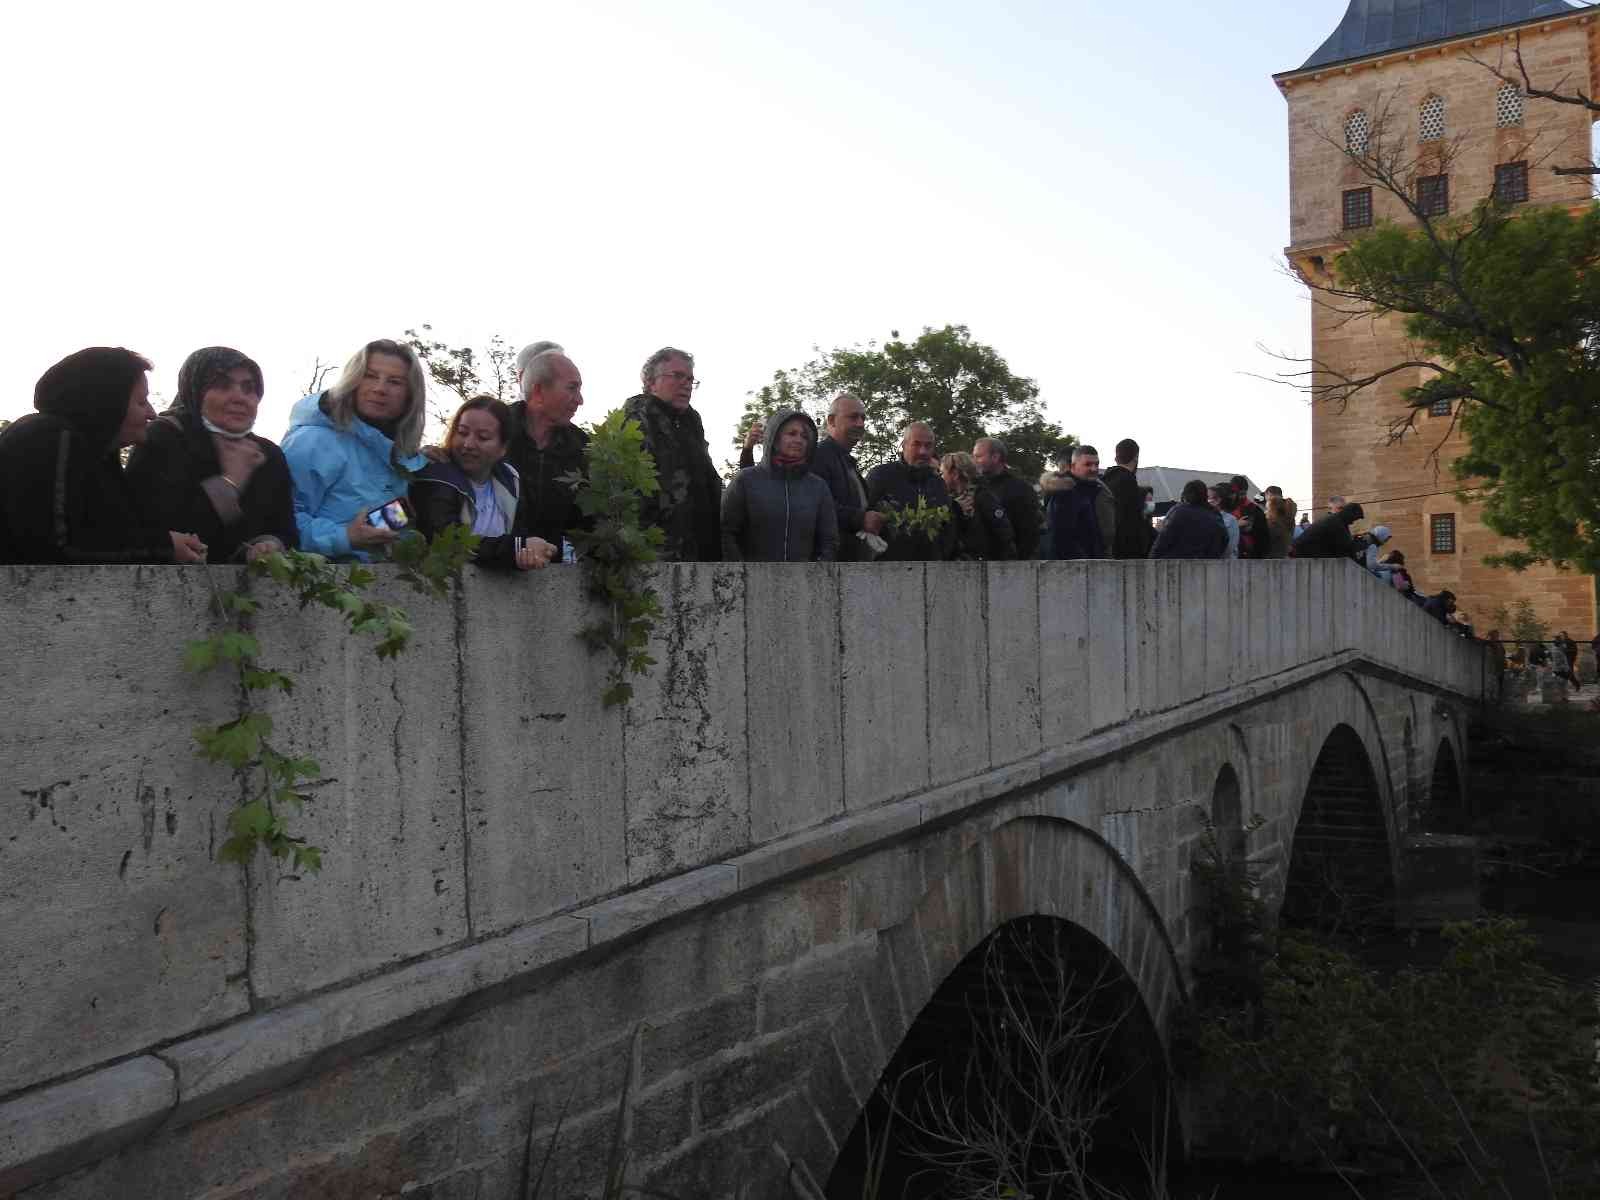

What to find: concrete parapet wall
left=0, top=559, right=1485, bottom=1194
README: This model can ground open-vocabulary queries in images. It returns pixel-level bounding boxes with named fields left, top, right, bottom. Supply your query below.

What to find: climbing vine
left=561, top=408, right=665, bottom=707
left=186, top=527, right=479, bottom=873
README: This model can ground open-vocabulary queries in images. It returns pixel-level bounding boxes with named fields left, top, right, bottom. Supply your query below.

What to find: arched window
left=1345, top=109, right=1370, bottom=154
left=1497, top=82, right=1525, bottom=127
left=1419, top=95, right=1446, bottom=141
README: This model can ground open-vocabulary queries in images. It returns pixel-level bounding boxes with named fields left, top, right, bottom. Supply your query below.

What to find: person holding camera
left=126, top=347, right=297, bottom=564
left=281, top=339, right=429, bottom=562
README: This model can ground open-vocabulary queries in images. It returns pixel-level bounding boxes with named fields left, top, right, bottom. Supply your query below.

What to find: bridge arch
left=1282, top=723, right=1396, bottom=931
left=807, top=815, right=1184, bottom=1195
left=1425, top=737, right=1467, bottom=832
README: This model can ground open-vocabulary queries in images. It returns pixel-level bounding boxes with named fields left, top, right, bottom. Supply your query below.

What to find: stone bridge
left=0, top=560, right=1488, bottom=1198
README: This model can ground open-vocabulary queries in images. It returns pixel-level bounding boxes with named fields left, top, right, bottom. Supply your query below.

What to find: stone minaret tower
left=1275, top=0, right=1598, bottom=639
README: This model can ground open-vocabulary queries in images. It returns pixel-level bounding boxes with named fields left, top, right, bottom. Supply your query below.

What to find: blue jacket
left=280, top=393, right=428, bottom=560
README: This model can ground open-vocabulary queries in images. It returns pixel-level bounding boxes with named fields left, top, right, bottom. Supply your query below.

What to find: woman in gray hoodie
left=720, top=409, right=838, bottom=562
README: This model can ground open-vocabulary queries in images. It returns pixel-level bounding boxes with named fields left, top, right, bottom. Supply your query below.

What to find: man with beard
left=866, top=421, right=955, bottom=561
left=623, top=347, right=723, bottom=561
left=973, top=436, right=1040, bottom=559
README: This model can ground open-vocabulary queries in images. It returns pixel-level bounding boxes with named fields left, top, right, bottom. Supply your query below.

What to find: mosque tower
left=1275, top=0, right=1598, bottom=639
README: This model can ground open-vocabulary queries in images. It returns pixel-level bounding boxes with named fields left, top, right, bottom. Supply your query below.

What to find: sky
left=0, top=1, right=1356, bottom=507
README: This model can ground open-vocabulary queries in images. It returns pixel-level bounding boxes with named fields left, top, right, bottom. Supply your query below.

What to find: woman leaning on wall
left=280, top=339, right=428, bottom=562
left=125, top=347, right=297, bottom=563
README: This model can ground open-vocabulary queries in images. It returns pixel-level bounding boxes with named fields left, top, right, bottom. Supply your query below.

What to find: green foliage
left=1333, top=201, right=1600, bottom=572
left=748, top=326, right=1074, bottom=479
left=1488, top=598, right=1551, bottom=645
left=403, top=323, right=518, bottom=434
left=185, top=533, right=478, bottom=874
left=879, top=493, right=951, bottom=544
left=562, top=409, right=665, bottom=707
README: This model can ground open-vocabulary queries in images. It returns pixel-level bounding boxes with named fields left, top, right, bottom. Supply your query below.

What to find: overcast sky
left=0, top=2, right=1356, bottom=505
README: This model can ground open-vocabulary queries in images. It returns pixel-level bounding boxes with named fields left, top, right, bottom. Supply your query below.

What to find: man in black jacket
left=973, top=436, right=1040, bottom=559
left=623, top=347, right=723, bottom=561
left=1293, top=502, right=1365, bottom=559
left=1100, top=438, right=1152, bottom=560
left=1150, top=479, right=1229, bottom=559
left=503, top=350, right=588, bottom=552
left=866, top=422, right=956, bottom=561
left=812, top=393, right=884, bottom=562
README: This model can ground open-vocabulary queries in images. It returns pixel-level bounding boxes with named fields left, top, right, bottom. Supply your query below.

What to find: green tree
left=747, top=325, right=1073, bottom=480
left=403, top=324, right=517, bottom=433
left=1286, top=97, right=1600, bottom=572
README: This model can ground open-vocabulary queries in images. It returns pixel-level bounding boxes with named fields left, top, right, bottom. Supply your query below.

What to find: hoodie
left=720, top=409, right=838, bottom=562
left=124, top=347, right=298, bottom=562
left=0, top=347, right=173, bottom=564
left=280, top=392, right=429, bottom=561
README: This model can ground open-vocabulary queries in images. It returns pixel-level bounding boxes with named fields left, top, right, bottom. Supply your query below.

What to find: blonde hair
left=940, top=451, right=979, bottom=486
left=323, top=338, right=427, bottom=458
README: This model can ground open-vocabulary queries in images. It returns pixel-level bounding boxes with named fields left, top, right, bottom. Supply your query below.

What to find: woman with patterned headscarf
left=0, top=347, right=207, bottom=564
left=126, top=347, right=297, bottom=563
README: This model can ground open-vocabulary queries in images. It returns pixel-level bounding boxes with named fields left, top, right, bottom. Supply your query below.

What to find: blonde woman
left=281, top=339, right=429, bottom=561
left=939, top=451, right=1016, bottom=560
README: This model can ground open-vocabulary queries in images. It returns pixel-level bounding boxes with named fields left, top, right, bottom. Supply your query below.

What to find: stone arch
left=1282, top=723, right=1396, bottom=932
left=1425, top=737, right=1468, bottom=832
left=797, top=815, right=1185, bottom=1195
left=1210, top=763, right=1246, bottom=866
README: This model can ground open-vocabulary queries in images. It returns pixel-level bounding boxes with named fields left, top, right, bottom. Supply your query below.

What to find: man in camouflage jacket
left=623, top=347, right=723, bottom=561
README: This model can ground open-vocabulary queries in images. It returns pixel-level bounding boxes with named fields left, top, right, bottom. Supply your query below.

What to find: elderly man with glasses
left=623, top=346, right=724, bottom=561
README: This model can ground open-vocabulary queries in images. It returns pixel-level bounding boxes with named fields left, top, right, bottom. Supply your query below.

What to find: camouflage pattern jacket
left=622, top=394, right=723, bottom=562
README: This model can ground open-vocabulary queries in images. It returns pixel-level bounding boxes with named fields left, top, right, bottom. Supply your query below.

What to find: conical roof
left=1301, top=0, right=1579, bottom=71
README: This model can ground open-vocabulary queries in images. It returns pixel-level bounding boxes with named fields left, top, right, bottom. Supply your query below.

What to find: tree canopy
left=738, top=325, right=1073, bottom=481
left=1290, top=97, right=1600, bottom=573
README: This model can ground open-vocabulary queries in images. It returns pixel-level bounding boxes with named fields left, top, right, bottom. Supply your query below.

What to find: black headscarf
left=33, top=346, right=152, bottom=456
left=170, top=346, right=264, bottom=424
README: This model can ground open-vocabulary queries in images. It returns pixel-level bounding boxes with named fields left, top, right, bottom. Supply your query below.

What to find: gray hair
left=1329, top=495, right=1347, bottom=510
left=515, top=341, right=563, bottom=380
left=519, top=349, right=569, bottom=400
left=900, top=421, right=933, bottom=443
left=827, top=391, right=864, bottom=418
left=641, top=346, right=694, bottom=390
left=975, top=436, right=1007, bottom=463
left=324, top=338, right=426, bottom=458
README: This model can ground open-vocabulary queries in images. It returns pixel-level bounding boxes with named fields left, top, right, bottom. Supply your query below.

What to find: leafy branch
left=879, top=494, right=951, bottom=543
left=561, top=409, right=665, bottom=707
left=186, top=526, right=479, bottom=874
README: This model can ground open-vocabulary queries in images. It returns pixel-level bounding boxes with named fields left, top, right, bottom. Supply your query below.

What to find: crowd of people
left=0, top=337, right=1563, bottom=672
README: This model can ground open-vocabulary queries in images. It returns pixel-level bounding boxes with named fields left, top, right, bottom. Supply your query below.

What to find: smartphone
left=366, top=499, right=410, bottom=530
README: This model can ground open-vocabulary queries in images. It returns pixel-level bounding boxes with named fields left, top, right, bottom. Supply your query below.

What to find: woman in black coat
left=0, top=347, right=207, bottom=564
left=125, top=347, right=298, bottom=563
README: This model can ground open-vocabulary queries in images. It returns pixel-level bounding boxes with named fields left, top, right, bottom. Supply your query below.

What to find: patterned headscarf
left=170, top=347, right=264, bottom=425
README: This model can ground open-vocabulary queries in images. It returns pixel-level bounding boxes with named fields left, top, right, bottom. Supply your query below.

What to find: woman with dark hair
left=409, top=396, right=555, bottom=571
left=125, top=347, right=297, bottom=563
left=0, top=347, right=207, bottom=564
left=281, top=339, right=430, bottom=561
left=1150, top=479, right=1229, bottom=559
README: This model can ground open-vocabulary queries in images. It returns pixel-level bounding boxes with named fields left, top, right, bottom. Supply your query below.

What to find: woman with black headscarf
left=126, top=347, right=297, bottom=563
left=0, top=347, right=207, bottom=564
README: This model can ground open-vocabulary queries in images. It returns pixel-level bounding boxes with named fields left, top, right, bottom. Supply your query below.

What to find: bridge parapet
left=0, top=560, right=1485, bottom=1193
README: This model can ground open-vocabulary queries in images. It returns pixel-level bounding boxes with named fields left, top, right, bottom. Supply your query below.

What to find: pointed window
left=1496, top=83, right=1524, bottom=127
left=1345, top=110, right=1370, bottom=155
left=1419, top=95, right=1446, bottom=141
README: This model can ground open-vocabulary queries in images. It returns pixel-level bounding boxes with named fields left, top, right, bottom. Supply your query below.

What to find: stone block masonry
left=0, top=561, right=1485, bottom=1196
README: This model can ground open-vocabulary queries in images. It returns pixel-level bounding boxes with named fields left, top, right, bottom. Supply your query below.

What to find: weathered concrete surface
left=0, top=567, right=247, bottom=1099
left=245, top=570, right=469, bottom=1005
left=0, top=561, right=1488, bottom=1197
left=459, top=569, right=626, bottom=936
left=624, top=564, right=748, bottom=883
left=745, top=566, right=844, bottom=843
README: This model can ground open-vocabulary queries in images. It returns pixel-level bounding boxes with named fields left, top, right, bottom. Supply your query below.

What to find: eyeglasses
left=658, top=370, right=700, bottom=390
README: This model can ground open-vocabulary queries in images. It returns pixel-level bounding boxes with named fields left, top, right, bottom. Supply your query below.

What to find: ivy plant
left=186, top=526, right=479, bottom=874
left=560, top=409, right=666, bottom=707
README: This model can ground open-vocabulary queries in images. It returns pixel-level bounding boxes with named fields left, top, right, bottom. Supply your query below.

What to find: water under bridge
left=0, top=560, right=1489, bottom=1197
